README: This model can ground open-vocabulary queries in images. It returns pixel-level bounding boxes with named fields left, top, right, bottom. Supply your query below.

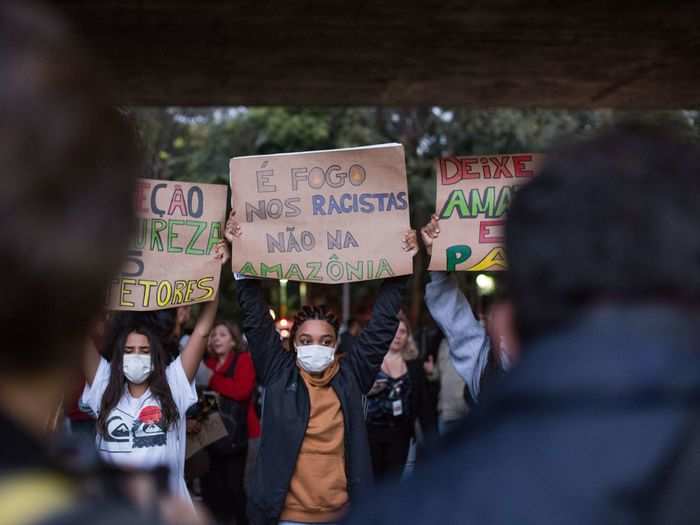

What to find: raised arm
left=83, top=334, right=102, bottom=386
left=349, top=277, right=407, bottom=394
left=226, top=210, right=290, bottom=385
left=180, top=240, right=229, bottom=382
left=422, top=214, right=491, bottom=403
left=347, top=230, right=415, bottom=393
left=236, top=278, right=290, bottom=386
left=425, top=272, right=490, bottom=403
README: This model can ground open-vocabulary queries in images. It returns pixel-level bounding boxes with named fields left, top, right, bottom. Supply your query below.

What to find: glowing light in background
left=476, top=274, right=496, bottom=294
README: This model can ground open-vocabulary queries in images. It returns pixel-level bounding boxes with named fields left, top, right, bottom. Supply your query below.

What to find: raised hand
left=402, top=229, right=419, bottom=257
left=224, top=210, right=241, bottom=243
left=420, top=214, right=441, bottom=257
left=213, top=240, right=230, bottom=265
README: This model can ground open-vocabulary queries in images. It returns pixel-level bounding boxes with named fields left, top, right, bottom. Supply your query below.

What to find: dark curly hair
left=289, top=305, right=340, bottom=348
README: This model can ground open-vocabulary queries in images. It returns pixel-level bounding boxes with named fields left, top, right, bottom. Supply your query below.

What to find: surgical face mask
left=123, top=354, right=153, bottom=384
left=295, top=344, right=336, bottom=373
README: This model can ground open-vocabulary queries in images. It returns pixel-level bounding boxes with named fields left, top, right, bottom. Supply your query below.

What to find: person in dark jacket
left=225, top=212, right=417, bottom=525
left=366, top=311, right=429, bottom=480
left=349, top=124, right=700, bottom=525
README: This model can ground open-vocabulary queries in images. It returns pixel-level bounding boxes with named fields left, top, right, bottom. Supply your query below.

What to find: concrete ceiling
left=52, top=1, right=700, bottom=108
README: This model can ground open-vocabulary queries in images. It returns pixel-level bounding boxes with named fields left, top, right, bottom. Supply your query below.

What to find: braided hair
left=289, top=305, right=340, bottom=349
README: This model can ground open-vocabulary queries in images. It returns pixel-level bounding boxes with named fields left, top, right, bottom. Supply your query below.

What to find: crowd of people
left=4, top=2, right=700, bottom=525
left=56, top=215, right=494, bottom=525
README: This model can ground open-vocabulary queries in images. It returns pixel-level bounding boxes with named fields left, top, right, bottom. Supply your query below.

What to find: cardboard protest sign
left=229, top=144, right=413, bottom=283
left=107, top=179, right=228, bottom=310
left=186, top=411, right=228, bottom=459
left=429, top=154, right=543, bottom=271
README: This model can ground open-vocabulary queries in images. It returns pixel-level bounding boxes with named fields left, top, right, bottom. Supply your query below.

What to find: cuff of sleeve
left=429, top=271, right=449, bottom=284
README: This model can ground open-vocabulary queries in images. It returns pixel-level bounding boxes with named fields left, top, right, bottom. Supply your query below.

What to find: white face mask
left=295, top=344, right=336, bottom=373
left=123, top=354, right=153, bottom=384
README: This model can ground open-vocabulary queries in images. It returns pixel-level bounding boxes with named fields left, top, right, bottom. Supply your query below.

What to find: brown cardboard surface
left=185, top=411, right=229, bottom=459
left=429, top=154, right=543, bottom=271
left=229, top=144, right=413, bottom=283
left=107, top=178, right=227, bottom=310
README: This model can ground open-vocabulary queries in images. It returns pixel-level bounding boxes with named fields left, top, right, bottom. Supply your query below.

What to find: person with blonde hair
left=365, top=311, right=428, bottom=480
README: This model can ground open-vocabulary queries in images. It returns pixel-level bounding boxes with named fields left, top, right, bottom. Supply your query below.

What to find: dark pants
left=367, top=423, right=412, bottom=482
left=202, top=448, right=248, bottom=525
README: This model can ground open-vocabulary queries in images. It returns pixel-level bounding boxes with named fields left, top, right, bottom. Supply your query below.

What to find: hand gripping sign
left=429, top=153, right=543, bottom=272
left=229, top=144, right=413, bottom=283
left=107, top=178, right=228, bottom=310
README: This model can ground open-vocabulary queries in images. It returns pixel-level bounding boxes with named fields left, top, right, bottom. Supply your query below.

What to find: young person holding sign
left=421, top=215, right=517, bottom=406
left=225, top=211, right=417, bottom=525
left=82, top=241, right=230, bottom=504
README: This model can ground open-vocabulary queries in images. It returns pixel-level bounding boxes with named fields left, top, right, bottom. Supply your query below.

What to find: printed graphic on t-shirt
left=100, top=404, right=167, bottom=453
left=133, top=406, right=166, bottom=448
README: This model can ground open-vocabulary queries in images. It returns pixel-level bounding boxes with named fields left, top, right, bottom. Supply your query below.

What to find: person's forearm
left=236, top=279, right=286, bottom=385
left=192, top=293, right=219, bottom=339
left=425, top=271, right=490, bottom=402
left=181, top=294, right=220, bottom=381
left=359, top=278, right=405, bottom=362
left=350, top=277, right=407, bottom=393
left=83, top=336, right=101, bottom=386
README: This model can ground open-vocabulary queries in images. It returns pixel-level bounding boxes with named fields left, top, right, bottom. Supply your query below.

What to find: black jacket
left=237, top=278, right=405, bottom=525
left=349, top=305, right=700, bottom=525
left=366, top=359, right=430, bottom=437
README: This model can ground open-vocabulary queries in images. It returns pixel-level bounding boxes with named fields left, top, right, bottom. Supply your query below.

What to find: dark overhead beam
left=51, top=1, right=700, bottom=108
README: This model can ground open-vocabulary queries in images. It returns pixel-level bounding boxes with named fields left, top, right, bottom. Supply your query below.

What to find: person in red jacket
left=203, top=321, right=258, bottom=525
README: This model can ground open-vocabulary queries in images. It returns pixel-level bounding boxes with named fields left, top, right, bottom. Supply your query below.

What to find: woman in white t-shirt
left=82, top=241, right=229, bottom=502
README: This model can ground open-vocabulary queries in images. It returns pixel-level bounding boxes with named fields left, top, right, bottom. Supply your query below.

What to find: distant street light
left=476, top=274, right=496, bottom=294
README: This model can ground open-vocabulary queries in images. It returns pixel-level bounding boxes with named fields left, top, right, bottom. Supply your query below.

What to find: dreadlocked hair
left=289, top=305, right=340, bottom=347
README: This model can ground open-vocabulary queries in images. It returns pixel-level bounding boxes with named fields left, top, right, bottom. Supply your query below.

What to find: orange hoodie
left=280, top=360, right=349, bottom=523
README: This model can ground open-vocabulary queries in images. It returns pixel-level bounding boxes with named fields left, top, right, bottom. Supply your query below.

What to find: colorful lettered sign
left=429, top=154, right=543, bottom=271
left=107, top=179, right=228, bottom=310
left=229, top=144, right=413, bottom=283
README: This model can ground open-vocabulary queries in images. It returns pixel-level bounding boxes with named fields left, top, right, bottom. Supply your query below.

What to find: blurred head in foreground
left=0, top=2, right=141, bottom=435
left=506, top=124, right=700, bottom=343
